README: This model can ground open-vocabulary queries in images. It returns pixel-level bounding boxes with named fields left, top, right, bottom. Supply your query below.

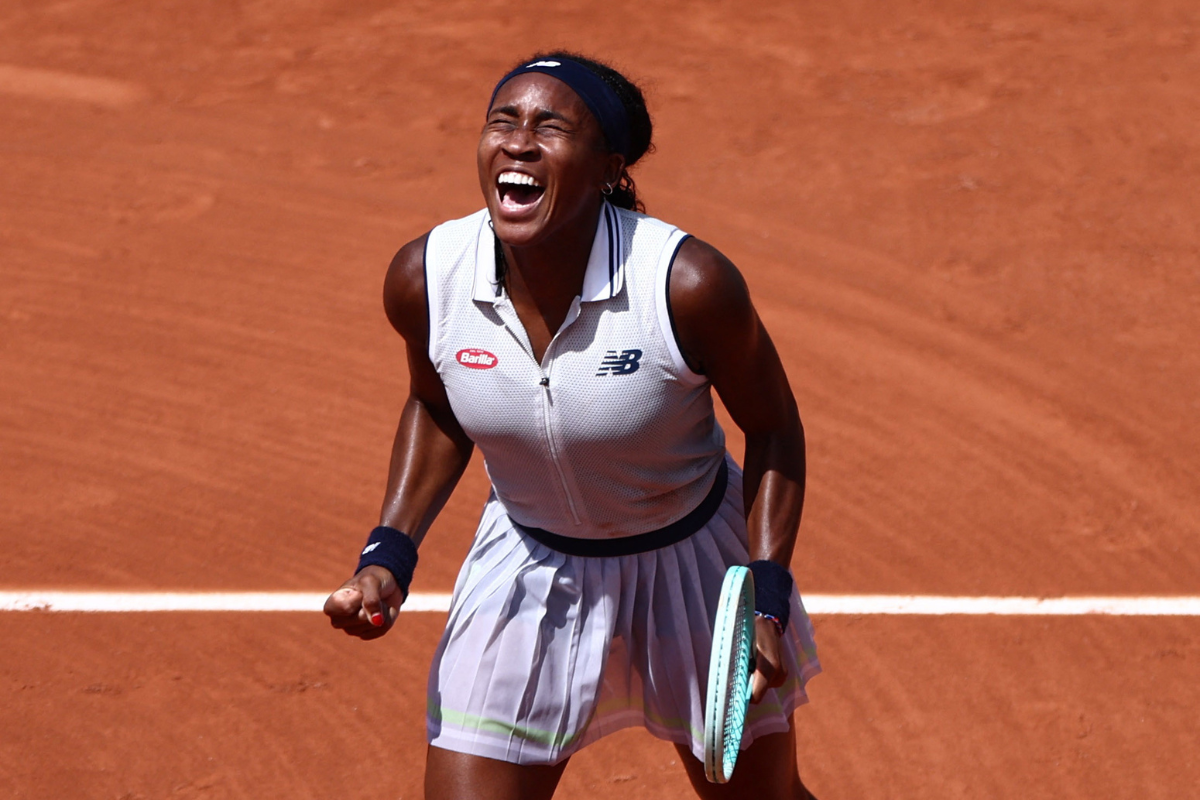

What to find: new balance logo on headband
left=527, top=60, right=561, bottom=68
left=596, top=349, right=642, bottom=376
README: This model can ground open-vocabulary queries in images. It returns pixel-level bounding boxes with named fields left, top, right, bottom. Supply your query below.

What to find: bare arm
left=378, top=234, right=476, bottom=544
left=669, top=236, right=806, bottom=698
left=324, top=234, right=475, bottom=639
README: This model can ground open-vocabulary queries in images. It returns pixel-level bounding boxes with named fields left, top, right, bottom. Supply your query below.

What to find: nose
left=500, top=123, right=537, bottom=159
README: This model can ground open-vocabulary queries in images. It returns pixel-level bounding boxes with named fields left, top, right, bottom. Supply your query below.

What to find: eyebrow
left=488, top=104, right=575, bottom=125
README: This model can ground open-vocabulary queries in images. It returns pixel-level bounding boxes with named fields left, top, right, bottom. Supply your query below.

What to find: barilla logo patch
left=457, top=348, right=499, bottom=369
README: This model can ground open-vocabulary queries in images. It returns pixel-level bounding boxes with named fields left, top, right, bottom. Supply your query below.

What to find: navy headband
left=488, top=58, right=632, bottom=159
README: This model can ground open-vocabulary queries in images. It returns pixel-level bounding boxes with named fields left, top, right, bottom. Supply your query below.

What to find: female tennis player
left=324, top=52, right=821, bottom=799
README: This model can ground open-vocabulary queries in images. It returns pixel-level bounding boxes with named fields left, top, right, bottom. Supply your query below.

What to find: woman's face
left=478, top=73, right=624, bottom=248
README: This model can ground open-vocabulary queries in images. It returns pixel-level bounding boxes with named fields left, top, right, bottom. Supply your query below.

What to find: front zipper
left=538, top=359, right=582, bottom=525
left=496, top=303, right=583, bottom=526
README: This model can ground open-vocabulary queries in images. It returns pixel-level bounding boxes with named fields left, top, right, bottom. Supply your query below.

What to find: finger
left=333, top=609, right=392, bottom=634
left=341, top=622, right=386, bottom=639
left=333, top=615, right=391, bottom=639
left=356, top=625, right=391, bottom=641
left=757, top=646, right=788, bottom=690
left=750, top=635, right=787, bottom=703
left=329, top=613, right=372, bottom=631
left=750, top=669, right=769, bottom=704
left=383, top=595, right=402, bottom=625
left=323, top=585, right=363, bottom=618
left=753, top=617, right=789, bottom=690
left=750, top=655, right=777, bottom=704
left=382, top=582, right=405, bottom=625
left=769, top=661, right=789, bottom=690
left=335, top=621, right=373, bottom=636
left=373, top=566, right=399, bottom=601
left=754, top=643, right=779, bottom=682
left=358, top=571, right=385, bottom=627
left=358, top=565, right=402, bottom=626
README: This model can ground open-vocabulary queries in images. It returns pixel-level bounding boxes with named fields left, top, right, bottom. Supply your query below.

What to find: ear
left=603, top=152, right=626, bottom=189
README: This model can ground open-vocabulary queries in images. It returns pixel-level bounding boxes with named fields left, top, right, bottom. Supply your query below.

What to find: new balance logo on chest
left=596, top=349, right=643, bottom=376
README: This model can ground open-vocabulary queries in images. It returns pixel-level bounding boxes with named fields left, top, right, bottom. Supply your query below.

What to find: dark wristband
left=748, top=560, right=794, bottom=632
left=356, top=526, right=419, bottom=596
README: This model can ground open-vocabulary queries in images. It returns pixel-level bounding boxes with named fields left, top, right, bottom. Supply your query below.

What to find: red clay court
left=2, top=1, right=1198, bottom=797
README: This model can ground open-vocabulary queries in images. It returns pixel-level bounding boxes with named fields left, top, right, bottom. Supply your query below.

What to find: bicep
left=383, top=233, right=463, bottom=427
left=669, top=238, right=797, bottom=435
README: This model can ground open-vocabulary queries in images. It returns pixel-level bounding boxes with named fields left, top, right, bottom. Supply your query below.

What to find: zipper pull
left=539, top=376, right=550, bottom=387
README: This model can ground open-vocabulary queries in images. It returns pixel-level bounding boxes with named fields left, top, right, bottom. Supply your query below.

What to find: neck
left=500, top=200, right=603, bottom=314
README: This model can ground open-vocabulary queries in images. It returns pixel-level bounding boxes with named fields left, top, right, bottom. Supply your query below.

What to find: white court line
left=803, top=595, right=1200, bottom=616
left=0, top=591, right=453, bottom=613
left=2, top=592, right=1200, bottom=615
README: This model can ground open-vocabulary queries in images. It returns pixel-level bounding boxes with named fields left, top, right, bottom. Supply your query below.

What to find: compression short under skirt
left=425, top=454, right=822, bottom=766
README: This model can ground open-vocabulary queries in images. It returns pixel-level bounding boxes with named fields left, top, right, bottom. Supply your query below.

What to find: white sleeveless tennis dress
left=422, top=203, right=821, bottom=765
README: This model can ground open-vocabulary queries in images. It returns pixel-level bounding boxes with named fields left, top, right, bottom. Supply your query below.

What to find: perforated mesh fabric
left=425, top=205, right=726, bottom=538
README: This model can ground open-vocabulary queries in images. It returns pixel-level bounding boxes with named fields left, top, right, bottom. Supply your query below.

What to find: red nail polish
left=370, top=612, right=384, bottom=626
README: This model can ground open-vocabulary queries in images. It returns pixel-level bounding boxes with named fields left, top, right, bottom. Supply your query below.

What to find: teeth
left=498, top=171, right=542, bottom=188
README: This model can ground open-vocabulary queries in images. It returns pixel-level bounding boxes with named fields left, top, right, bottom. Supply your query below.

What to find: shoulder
left=383, top=233, right=431, bottom=345
left=670, top=237, right=752, bottom=311
left=672, top=236, right=753, bottom=331
left=384, top=210, right=491, bottom=345
left=668, top=237, right=756, bottom=373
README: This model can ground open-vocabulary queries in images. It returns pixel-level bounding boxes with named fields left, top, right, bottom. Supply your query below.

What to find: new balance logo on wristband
left=361, top=542, right=381, bottom=555
left=595, top=349, right=642, bottom=376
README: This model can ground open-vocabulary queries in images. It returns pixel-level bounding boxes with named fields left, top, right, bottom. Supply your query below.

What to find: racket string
left=704, top=566, right=757, bottom=784
left=723, top=600, right=754, bottom=764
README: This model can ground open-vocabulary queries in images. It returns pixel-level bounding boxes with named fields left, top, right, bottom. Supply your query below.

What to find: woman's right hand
left=323, top=565, right=406, bottom=640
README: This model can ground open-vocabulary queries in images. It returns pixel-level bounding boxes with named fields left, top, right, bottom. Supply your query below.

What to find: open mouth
left=497, top=170, right=545, bottom=213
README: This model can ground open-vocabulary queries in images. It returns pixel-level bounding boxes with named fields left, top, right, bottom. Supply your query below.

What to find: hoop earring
left=601, top=182, right=615, bottom=196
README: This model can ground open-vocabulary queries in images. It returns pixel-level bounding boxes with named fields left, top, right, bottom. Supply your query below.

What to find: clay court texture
left=1, top=1, right=1197, bottom=797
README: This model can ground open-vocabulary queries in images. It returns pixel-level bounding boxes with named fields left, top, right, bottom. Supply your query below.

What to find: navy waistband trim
left=512, top=459, right=729, bottom=558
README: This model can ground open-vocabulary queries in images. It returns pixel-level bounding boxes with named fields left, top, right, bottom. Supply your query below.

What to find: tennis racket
left=702, top=565, right=757, bottom=784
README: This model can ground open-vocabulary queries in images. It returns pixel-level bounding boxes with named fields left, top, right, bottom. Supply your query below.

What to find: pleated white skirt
left=426, top=456, right=821, bottom=766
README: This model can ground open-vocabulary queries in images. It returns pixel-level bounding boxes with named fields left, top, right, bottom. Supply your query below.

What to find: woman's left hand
left=750, top=615, right=789, bottom=703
